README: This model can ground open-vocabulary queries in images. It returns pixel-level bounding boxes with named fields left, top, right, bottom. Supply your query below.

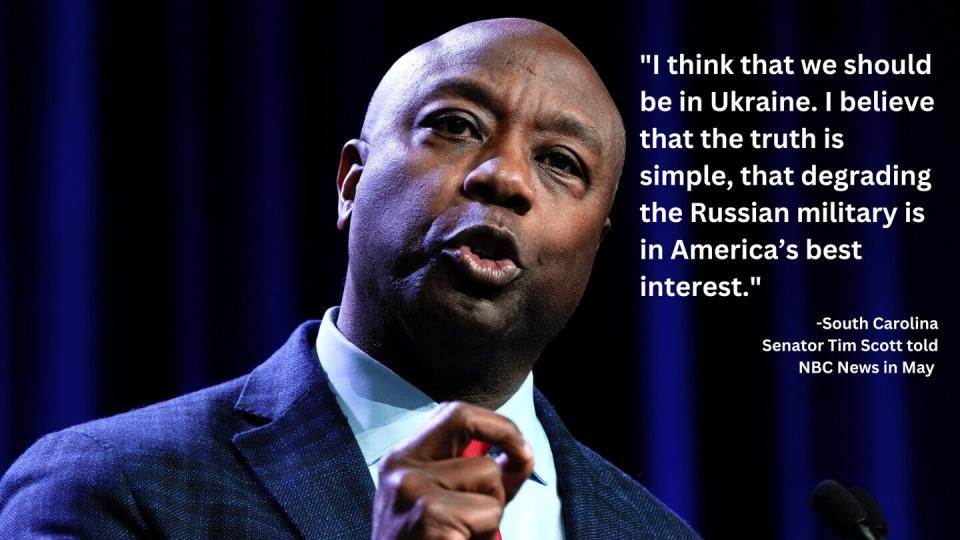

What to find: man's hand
left=371, top=401, right=535, bottom=540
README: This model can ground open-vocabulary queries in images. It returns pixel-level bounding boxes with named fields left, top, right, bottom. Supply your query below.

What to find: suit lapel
left=231, top=321, right=375, bottom=539
left=534, top=389, right=603, bottom=539
left=229, top=321, right=615, bottom=539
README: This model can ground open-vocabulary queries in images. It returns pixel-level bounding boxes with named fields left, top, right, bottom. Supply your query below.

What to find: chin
left=408, top=267, right=524, bottom=344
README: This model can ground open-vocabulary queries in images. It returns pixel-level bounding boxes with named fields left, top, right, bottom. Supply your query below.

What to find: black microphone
left=848, top=486, right=888, bottom=540
left=810, top=479, right=877, bottom=540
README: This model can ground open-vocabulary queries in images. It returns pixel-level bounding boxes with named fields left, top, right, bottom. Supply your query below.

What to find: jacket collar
left=232, top=320, right=375, bottom=539
left=231, top=320, right=605, bottom=539
left=534, top=389, right=604, bottom=537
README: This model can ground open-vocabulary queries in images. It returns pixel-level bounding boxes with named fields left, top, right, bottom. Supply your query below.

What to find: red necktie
left=461, top=440, right=503, bottom=540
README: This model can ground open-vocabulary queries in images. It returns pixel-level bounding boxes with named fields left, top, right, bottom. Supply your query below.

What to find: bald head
left=360, top=18, right=626, bottom=183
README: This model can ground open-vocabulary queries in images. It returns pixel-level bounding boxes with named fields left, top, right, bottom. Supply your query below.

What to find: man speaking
left=0, top=18, right=699, bottom=539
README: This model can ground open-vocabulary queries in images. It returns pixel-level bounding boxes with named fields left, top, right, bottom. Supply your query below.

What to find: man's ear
left=599, top=217, right=612, bottom=246
left=336, top=139, right=369, bottom=231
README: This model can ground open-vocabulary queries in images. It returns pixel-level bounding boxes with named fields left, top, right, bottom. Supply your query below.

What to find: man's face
left=339, top=28, right=623, bottom=350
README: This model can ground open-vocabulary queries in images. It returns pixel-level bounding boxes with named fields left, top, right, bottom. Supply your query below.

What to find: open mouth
left=440, top=224, right=524, bottom=288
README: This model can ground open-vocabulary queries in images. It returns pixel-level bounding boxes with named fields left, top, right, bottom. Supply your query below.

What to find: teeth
left=465, top=250, right=504, bottom=273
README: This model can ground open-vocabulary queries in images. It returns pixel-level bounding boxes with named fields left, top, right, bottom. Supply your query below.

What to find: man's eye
left=427, top=114, right=480, bottom=139
left=542, top=150, right=585, bottom=179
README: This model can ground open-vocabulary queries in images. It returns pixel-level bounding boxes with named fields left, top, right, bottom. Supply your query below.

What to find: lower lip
left=442, top=245, right=522, bottom=288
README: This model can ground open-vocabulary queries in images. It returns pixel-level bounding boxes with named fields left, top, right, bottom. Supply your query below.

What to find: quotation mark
left=640, top=54, right=659, bottom=74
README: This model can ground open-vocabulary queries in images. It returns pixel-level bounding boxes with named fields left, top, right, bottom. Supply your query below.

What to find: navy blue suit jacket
left=0, top=321, right=700, bottom=539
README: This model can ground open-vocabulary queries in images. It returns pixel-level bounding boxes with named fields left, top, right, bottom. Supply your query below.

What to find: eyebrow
left=420, top=78, right=502, bottom=114
left=536, top=113, right=604, bottom=158
left=418, top=78, right=605, bottom=157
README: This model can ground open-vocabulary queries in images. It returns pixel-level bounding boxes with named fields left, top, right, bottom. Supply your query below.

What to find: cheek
left=529, top=214, right=604, bottom=310
left=349, top=145, right=460, bottom=269
left=541, top=239, right=595, bottom=286
left=369, top=137, right=463, bottom=207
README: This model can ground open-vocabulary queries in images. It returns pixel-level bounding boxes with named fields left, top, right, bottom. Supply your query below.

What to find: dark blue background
left=1, top=1, right=955, bottom=537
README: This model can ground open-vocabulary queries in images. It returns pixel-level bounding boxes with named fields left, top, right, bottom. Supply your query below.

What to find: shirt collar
left=315, top=306, right=548, bottom=484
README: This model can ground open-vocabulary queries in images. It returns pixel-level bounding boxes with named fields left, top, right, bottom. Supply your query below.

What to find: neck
left=336, top=274, right=538, bottom=410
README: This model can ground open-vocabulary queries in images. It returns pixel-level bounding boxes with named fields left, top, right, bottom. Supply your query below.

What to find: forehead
left=399, top=34, right=620, bottom=150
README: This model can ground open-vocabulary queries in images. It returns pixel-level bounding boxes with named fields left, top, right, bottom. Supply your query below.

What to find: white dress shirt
left=315, top=306, right=564, bottom=539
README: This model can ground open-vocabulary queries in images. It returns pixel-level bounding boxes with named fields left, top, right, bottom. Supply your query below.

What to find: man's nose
left=461, top=143, right=535, bottom=215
